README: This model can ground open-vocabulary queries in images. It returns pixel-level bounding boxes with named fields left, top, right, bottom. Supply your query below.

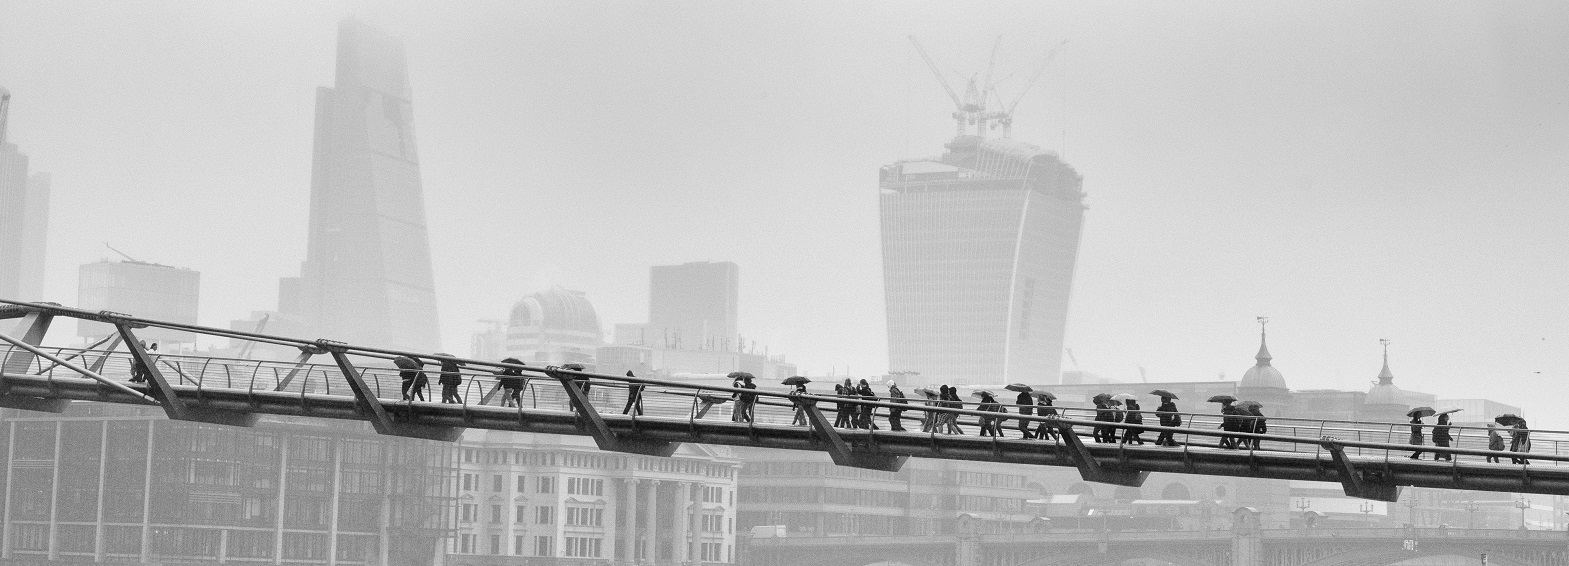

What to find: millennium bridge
left=2, top=299, right=1567, bottom=504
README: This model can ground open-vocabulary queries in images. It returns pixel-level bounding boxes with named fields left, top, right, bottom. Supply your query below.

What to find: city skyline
left=2, top=3, right=1568, bottom=427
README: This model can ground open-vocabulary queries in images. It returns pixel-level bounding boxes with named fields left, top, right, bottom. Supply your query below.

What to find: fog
left=3, top=1, right=1569, bottom=425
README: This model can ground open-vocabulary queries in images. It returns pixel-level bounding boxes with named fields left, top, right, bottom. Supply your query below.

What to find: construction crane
left=908, top=36, right=1066, bottom=140
left=104, top=242, right=143, bottom=263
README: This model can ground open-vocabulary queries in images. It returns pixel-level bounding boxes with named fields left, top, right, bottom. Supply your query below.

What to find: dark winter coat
left=1156, top=401, right=1181, bottom=427
left=1016, top=392, right=1034, bottom=416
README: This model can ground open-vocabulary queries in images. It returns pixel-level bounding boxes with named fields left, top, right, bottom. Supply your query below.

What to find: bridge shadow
left=1302, top=551, right=1534, bottom=566
left=1019, top=551, right=1216, bottom=566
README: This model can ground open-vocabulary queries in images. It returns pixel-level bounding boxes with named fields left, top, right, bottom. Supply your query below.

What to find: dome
left=1364, top=346, right=1405, bottom=406
left=507, top=287, right=601, bottom=333
left=1238, top=330, right=1288, bottom=390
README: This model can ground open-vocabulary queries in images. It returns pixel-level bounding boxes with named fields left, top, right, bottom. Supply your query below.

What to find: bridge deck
left=1, top=300, right=1565, bottom=501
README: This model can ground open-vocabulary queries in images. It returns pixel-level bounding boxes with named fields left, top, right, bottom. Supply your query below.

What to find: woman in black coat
left=1015, top=391, right=1036, bottom=439
left=1431, top=413, right=1453, bottom=461
left=942, top=386, right=965, bottom=435
left=1120, top=400, right=1145, bottom=445
left=1155, top=398, right=1181, bottom=447
left=855, top=379, right=877, bottom=429
left=977, top=392, right=1003, bottom=437
left=438, top=357, right=464, bottom=404
left=1408, top=415, right=1425, bottom=460
left=495, top=358, right=526, bottom=407
left=1032, top=394, right=1059, bottom=440
left=832, top=382, right=851, bottom=428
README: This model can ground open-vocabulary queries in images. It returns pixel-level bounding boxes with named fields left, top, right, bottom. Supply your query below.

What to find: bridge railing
left=1, top=299, right=1563, bottom=471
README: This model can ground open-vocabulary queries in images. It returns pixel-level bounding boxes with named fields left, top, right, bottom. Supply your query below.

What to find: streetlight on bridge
left=1515, top=498, right=1531, bottom=531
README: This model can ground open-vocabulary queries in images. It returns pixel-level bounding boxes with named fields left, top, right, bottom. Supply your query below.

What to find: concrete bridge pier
left=1232, top=507, right=1262, bottom=566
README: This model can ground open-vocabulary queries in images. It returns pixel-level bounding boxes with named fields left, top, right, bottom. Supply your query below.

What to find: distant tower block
left=882, top=38, right=1082, bottom=386
left=282, top=18, right=440, bottom=351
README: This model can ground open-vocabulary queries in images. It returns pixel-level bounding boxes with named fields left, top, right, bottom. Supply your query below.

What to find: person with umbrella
left=785, top=376, right=810, bottom=426
left=1209, top=395, right=1239, bottom=449
left=622, top=371, right=646, bottom=416
left=1431, top=411, right=1455, bottom=461
left=395, top=356, right=428, bottom=402
left=887, top=382, right=908, bottom=432
left=943, top=386, right=965, bottom=435
left=728, top=372, right=747, bottom=422
left=1487, top=423, right=1506, bottom=463
left=1153, top=391, right=1182, bottom=447
left=1238, top=401, right=1266, bottom=450
left=1406, top=407, right=1434, bottom=460
left=436, top=354, right=464, bottom=404
left=737, top=374, right=759, bottom=423
left=1032, top=392, right=1060, bottom=440
left=1092, top=394, right=1118, bottom=443
left=1505, top=416, right=1531, bottom=465
left=917, top=388, right=939, bottom=433
left=975, top=391, right=1004, bottom=437
left=1120, top=396, right=1145, bottom=445
left=1009, top=384, right=1035, bottom=439
left=495, top=358, right=525, bottom=407
left=833, top=380, right=852, bottom=428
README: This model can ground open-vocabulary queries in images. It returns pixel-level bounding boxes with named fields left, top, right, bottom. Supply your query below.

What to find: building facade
left=446, top=431, right=740, bottom=565
left=500, top=288, right=603, bottom=367
left=0, top=404, right=454, bottom=565
left=880, top=136, right=1086, bottom=386
left=76, top=259, right=200, bottom=346
left=0, top=88, right=48, bottom=302
left=648, top=262, right=739, bottom=352
left=276, top=17, right=440, bottom=352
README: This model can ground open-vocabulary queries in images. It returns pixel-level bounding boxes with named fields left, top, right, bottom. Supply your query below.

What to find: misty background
left=3, top=2, right=1568, bottom=423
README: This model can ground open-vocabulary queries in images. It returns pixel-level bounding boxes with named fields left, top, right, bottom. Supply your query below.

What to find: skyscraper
left=278, top=18, right=440, bottom=351
left=649, top=261, right=739, bottom=350
left=0, top=88, right=49, bottom=301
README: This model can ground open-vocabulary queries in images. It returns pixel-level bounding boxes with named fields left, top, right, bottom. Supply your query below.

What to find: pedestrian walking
left=437, top=355, right=464, bottom=404
left=621, top=371, right=645, bottom=416
left=1093, top=397, right=1118, bottom=443
left=130, top=340, right=152, bottom=382
left=496, top=357, right=525, bottom=408
left=1510, top=422, right=1531, bottom=465
left=855, top=379, right=877, bottom=429
left=942, top=386, right=964, bottom=435
left=729, top=373, right=746, bottom=422
left=1408, top=415, right=1426, bottom=460
left=919, top=388, right=939, bottom=433
left=976, top=392, right=1002, bottom=437
left=887, top=383, right=908, bottom=431
left=1487, top=423, right=1505, bottom=463
left=1245, top=405, right=1266, bottom=450
left=1218, top=401, right=1240, bottom=449
left=1155, top=396, right=1181, bottom=447
left=738, top=375, right=759, bottom=423
left=396, top=356, right=427, bottom=402
left=1120, top=400, right=1145, bottom=445
left=833, top=380, right=853, bottom=428
left=789, top=382, right=809, bottom=426
left=1431, top=413, right=1453, bottom=461
left=1016, top=389, right=1036, bottom=439
left=1032, top=393, right=1060, bottom=441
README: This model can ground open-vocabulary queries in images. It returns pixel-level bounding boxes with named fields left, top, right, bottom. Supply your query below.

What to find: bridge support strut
left=328, top=349, right=462, bottom=441
left=547, top=367, right=677, bottom=457
left=793, top=397, right=907, bottom=472
left=0, top=310, right=69, bottom=413
left=1321, top=437, right=1402, bottom=502
left=1053, top=419, right=1148, bottom=487
left=118, top=324, right=258, bottom=427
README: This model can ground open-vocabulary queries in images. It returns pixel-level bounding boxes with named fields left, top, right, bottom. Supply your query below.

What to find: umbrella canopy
left=782, top=376, right=811, bottom=386
left=392, top=356, right=420, bottom=370
left=1235, top=401, right=1263, bottom=411
left=1207, top=395, right=1237, bottom=404
left=500, top=357, right=523, bottom=365
left=561, top=363, right=586, bottom=371
left=914, top=388, right=936, bottom=397
left=1005, top=383, right=1033, bottom=392
left=1150, top=389, right=1179, bottom=399
left=1436, top=406, right=1463, bottom=416
left=1406, top=406, right=1436, bottom=419
left=626, top=371, right=636, bottom=377
left=1034, top=391, right=1058, bottom=401
left=1495, top=414, right=1527, bottom=427
left=1111, top=393, right=1137, bottom=402
left=726, top=371, right=757, bottom=380
left=970, top=390, right=996, bottom=399
left=1092, top=393, right=1113, bottom=404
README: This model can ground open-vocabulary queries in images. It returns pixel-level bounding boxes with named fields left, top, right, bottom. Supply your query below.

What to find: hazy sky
left=4, top=2, right=1568, bottom=424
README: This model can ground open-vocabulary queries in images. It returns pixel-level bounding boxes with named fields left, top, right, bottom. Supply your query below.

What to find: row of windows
left=459, top=448, right=735, bottom=479
left=454, top=534, right=566, bottom=557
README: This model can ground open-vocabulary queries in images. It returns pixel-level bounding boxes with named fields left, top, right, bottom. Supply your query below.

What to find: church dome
left=1364, top=349, right=1405, bottom=406
left=1238, top=329, right=1288, bottom=390
left=508, top=287, right=601, bottom=334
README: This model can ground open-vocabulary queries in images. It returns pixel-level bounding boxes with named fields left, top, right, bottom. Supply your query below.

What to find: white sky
left=3, top=2, right=1568, bottom=425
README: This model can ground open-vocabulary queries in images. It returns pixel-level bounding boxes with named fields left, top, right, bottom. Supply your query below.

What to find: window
left=702, top=486, right=724, bottom=503
left=460, top=504, right=476, bottom=523
left=462, top=473, right=476, bottom=491
left=536, top=506, right=555, bottom=524
left=701, top=513, right=724, bottom=533
left=517, top=475, right=527, bottom=492
left=564, top=537, right=603, bottom=558
left=463, top=449, right=476, bottom=463
left=515, top=535, right=525, bottom=555
left=491, top=505, right=503, bottom=524
left=566, top=507, right=604, bottom=527
left=566, top=477, right=604, bottom=496
left=492, top=475, right=503, bottom=492
left=516, top=505, right=527, bottom=523
left=534, top=536, right=554, bottom=557
left=538, top=477, right=555, bottom=494
left=701, top=542, right=724, bottom=562
left=459, top=534, right=475, bottom=554
left=489, top=534, right=501, bottom=555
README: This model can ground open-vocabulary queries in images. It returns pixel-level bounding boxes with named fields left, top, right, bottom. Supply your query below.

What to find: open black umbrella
left=1235, top=401, right=1263, bottom=411
left=1092, top=393, right=1113, bottom=404
left=1406, top=406, right=1436, bottom=419
left=915, top=388, right=937, bottom=397
left=392, top=356, right=420, bottom=370
left=1150, top=389, right=1179, bottom=399
left=561, top=363, right=586, bottom=371
left=782, top=376, right=811, bottom=386
left=727, top=371, right=755, bottom=380
left=500, top=357, right=523, bottom=365
left=1207, top=395, right=1237, bottom=404
left=1034, top=391, right=1058, bottom=401
left=1006, top=383, right=1033, bottom=392
left=1495, top=414, right=1527, bottom=427
left=971, top=390, right=996, bottom=399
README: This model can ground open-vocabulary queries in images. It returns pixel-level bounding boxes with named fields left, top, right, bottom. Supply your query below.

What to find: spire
left=1254, top=316, right=1272, bottom=366
left=0, top=87, right=11, bottom=145
left=1377, top=338, right=1394, bottom=385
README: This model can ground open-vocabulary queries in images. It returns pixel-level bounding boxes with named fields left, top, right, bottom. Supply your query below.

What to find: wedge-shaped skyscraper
left=279, top=18, right=439, bottom=351
left=880, top=134, right=1085, bottom=385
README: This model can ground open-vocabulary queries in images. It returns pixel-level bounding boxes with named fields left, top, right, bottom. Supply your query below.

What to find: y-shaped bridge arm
left=1320, top=436, right=1402, bottom=502
left=546, top=367, right=677, bottom=457
left=791, top=395, right=906, bottom=472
